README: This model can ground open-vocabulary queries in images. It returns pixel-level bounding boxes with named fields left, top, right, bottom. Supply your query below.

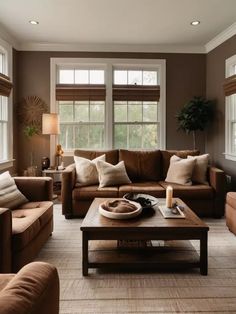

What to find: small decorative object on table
left=123, top=193, right=158, bottom=208
left=166, top=185, right=173, bottom=208
left=55, top=144, right=64, bottom=170
left=42, top=157, right=50, bottom=170
left=159, top=201, right=185, bottom=219
left=99, top=199, right=142, bottom=219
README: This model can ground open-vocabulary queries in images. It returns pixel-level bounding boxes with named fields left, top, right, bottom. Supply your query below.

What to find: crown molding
left=18, top=42, right=205, bottom=54
left=1, top=21, right=235, bottom=54
left=205, top=22, right=236, bottom=53
left=0, top=23, right=20, bottom=49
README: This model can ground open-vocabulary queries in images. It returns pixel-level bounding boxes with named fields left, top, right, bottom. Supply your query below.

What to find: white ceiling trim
left=1, top=21, right=236, bottom=54
left=18, top=42, right=205, bottom=53
left=205, top=22, right=236, bottom=53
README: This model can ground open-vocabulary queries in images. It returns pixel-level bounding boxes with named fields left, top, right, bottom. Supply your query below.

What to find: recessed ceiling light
left=29, top=20, right=39, bottom=25
left=191, top=20, right=200, bottom=26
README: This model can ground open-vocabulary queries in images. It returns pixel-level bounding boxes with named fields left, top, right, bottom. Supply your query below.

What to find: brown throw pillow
left=165, top=155, right=196, bottom=185
left=96, top=160, right=131, bottom=188
left=187, top=154, right=209, bottom=185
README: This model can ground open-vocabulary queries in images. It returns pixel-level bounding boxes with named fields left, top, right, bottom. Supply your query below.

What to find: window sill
left=224, top=153, right=236, bottom=161
left=0, top=159, right=15, bottom=171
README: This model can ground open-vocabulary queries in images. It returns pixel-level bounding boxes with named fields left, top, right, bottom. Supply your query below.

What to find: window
left=0, top=95, right=7, bottom=161
left=0, top=41, right=13, bottom=169
left=224, top=55, right=236, bottom=161
left=113, top=69, right=160, bottom=149
left=56, top=67, right=105, bottom=150
left=51, top=58, right=166, bottom=156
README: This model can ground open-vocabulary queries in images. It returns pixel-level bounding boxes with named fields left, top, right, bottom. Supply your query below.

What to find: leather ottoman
left=225, top=192, right=236, bottom=235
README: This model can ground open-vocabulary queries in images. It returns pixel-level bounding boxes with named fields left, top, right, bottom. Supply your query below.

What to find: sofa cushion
left=118, top=182, right=165, bottom=198
left=159, top=181, right=214, bottom=200
left=187, top=154, right=210, bottom=185
left=74, top=149, right=119, bottom=165
left=0, top=171, right=28, bottom=210
left=119, top=149, right=161, bottom=181
left=96, top=160, right=131, bottom=188
left=161, top=150, right=199, bottom=179
left=73, top=185, right=118, bottom=200
left=11, top=201, right=53, bottom=252
left=165, top=155, right=196, bottom=185
left=74, top=154, right=105, bottom=186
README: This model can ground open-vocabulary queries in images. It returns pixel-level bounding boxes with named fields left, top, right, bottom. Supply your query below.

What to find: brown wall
left=15, top=51, right=206, bottom=174
left=206, top=35, right=236, bottom=189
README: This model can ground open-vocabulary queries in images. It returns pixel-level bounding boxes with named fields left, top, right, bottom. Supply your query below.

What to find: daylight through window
left=53, top=59, right=165, bottom=153
left=224, top=55, right=236, bottom=161
left=0, top=49, right=10, bottom=163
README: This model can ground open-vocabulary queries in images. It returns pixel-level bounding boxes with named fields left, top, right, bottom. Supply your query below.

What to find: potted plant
left=176, top=96, right=215, bottom=149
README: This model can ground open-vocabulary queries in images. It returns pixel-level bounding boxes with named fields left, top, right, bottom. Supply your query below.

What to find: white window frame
left=225, top=54, right=236, bottom=161
left=113, top=64, right=161, bottom=149
left=0, top=38, right=13, bottom=170
left=50, top=58, right=166, bottom=159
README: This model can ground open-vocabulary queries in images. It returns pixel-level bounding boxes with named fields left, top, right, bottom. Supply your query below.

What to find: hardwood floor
left=36, top=205, right=236, bottom=313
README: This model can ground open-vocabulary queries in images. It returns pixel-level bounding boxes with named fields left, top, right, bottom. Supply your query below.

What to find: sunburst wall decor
left=17, top=96, right=48, bottom=135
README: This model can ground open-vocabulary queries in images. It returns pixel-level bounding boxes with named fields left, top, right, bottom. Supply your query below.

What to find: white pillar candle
left=166, top=185, right=173, bottom=208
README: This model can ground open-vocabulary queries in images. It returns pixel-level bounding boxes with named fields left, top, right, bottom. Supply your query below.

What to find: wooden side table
left=42, top=169, right=64, bottom=199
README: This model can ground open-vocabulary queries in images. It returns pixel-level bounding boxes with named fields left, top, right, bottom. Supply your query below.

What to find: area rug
left=35, top=204, right=236, bottom=314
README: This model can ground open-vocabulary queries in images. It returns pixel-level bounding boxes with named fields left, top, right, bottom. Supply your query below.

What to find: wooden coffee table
left=80, top=198, right=209, bottom=276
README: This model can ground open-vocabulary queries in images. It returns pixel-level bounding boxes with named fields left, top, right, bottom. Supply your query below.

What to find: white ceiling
left=0, top=0, right=236, bottom=51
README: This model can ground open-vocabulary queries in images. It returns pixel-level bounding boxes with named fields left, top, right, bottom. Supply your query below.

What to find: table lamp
left=42, top=113, right=62, bottom=169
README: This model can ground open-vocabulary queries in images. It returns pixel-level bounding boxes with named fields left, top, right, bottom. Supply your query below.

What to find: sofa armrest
left=0, top=262, right=59, bottom=314
left=0, top=208, right=12, bottom=273
left=209, top=166, right=226, bottom=196
left=61, top=164, right=76, bottom=218
left=209, top=166, right=226, bottom=217
left=14, top=177, right=53, bottom=202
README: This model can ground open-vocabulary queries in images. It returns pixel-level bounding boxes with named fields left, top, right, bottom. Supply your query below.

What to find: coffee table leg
left=200, top=232, right=208, bottom=276
left=82, top=232, right=88, bottom=276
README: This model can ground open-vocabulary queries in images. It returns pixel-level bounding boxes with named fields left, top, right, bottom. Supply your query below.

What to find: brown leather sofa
left=0, top=262, right=59, bottom=314
left=62, top=149, right=226, bottom=219
left=0, top=177, right=53, bottom=273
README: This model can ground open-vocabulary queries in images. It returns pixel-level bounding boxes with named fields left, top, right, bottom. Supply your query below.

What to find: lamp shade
left=42, top=113, right=60, bottom=135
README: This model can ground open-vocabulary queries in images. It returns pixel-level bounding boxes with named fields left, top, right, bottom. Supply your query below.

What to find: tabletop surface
left=81, top=197, right=209, bottom=231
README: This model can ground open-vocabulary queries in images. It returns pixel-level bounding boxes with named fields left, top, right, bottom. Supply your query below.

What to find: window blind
left=224, top=74, right=236, bottom=96
left=0, top=73, right=13, bottom=97
left=112, top=85, right=160, bottom=101
left=56, top=84, right=106, bottom=101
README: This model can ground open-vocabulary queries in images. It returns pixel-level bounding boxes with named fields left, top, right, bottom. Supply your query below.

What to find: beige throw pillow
left=187, top=154, right=209, bottom=185
left=0, top=171, right=28, bottom=210
left=96, top=160, right=131, bottom=188
left=165, top=155, right=196, bottom=185
left=74, top=154, right=105, bottom=186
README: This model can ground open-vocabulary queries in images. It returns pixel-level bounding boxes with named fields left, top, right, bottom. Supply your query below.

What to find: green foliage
left=176, top=96, right=215, bottom=134
left=23, top=125, right=39, bottom=138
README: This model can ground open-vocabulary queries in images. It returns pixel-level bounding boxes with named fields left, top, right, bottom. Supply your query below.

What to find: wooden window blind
left=112, top=85, right=160, bottom=101
left=224, top=74, right=236, bottom=96
left=56, top=84, right=106, bottom=101
left=0, top=73, right=13, bottom=97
